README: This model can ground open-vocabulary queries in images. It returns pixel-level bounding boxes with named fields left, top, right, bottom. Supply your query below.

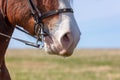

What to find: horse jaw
left=44, top=0, right=81, bottom=57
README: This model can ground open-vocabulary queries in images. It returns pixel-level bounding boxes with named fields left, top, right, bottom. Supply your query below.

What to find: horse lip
left=44, top=35, right=73, bottom=57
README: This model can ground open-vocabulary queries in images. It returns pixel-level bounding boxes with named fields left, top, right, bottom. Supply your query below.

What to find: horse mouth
left=44, top=36, right=73, bottom=57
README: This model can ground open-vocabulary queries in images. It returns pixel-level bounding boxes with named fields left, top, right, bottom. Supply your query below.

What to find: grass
left=5, top=49, right=120, bottom=80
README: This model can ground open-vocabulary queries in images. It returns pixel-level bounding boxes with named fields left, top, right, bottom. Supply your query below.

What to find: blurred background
left=8, top=0, right=120, bottom=49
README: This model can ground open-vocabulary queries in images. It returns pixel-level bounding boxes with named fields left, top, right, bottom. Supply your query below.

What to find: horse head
left=7, top=0, right=81, bottom=57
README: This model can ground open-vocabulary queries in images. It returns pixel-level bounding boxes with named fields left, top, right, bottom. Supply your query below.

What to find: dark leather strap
left=27, top=0, right=37, bottom=15
left=39, top=8, right=74, bottom=22
left=28, top=0, right=73, bottom=22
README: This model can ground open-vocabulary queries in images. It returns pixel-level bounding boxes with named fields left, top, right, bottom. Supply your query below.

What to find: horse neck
left=0, top=14, right=14, bottom=80
left=0, top=12, right=14, bottom=57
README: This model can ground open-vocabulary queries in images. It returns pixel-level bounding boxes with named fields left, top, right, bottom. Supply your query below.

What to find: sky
left=8, top=0, right=120, bottom=49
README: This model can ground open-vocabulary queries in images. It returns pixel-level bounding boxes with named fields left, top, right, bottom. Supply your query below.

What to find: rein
left=0, top=0, right=74, bottom=48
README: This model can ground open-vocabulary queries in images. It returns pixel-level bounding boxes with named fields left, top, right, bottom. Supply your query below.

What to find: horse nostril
left=63, top=33, right=70, bottom=42
left=61, top=32, right=73, bottom=49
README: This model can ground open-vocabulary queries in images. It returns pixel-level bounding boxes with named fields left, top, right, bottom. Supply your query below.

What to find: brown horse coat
left=0, top=0, right=58, bottom=79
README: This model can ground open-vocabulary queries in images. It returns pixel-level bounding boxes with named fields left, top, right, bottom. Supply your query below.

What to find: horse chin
left=44, top=36, right=73, bottom=57
left=44, top=45, right=73, bottom=57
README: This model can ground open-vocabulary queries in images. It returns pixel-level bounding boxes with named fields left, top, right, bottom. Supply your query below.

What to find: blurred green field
left=6, top=49, right=120, bottom=80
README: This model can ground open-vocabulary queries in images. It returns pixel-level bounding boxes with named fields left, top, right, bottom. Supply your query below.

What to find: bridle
left=0, top=0, right=74, bottom=48
left=27, top=0, right=73, bottom=47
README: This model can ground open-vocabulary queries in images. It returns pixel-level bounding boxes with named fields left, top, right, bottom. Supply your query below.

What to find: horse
left=0, top=0, right=81, bottom=79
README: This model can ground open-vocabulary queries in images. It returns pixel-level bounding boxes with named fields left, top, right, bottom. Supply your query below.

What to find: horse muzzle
left=44, top=29, right=81, bottom=57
